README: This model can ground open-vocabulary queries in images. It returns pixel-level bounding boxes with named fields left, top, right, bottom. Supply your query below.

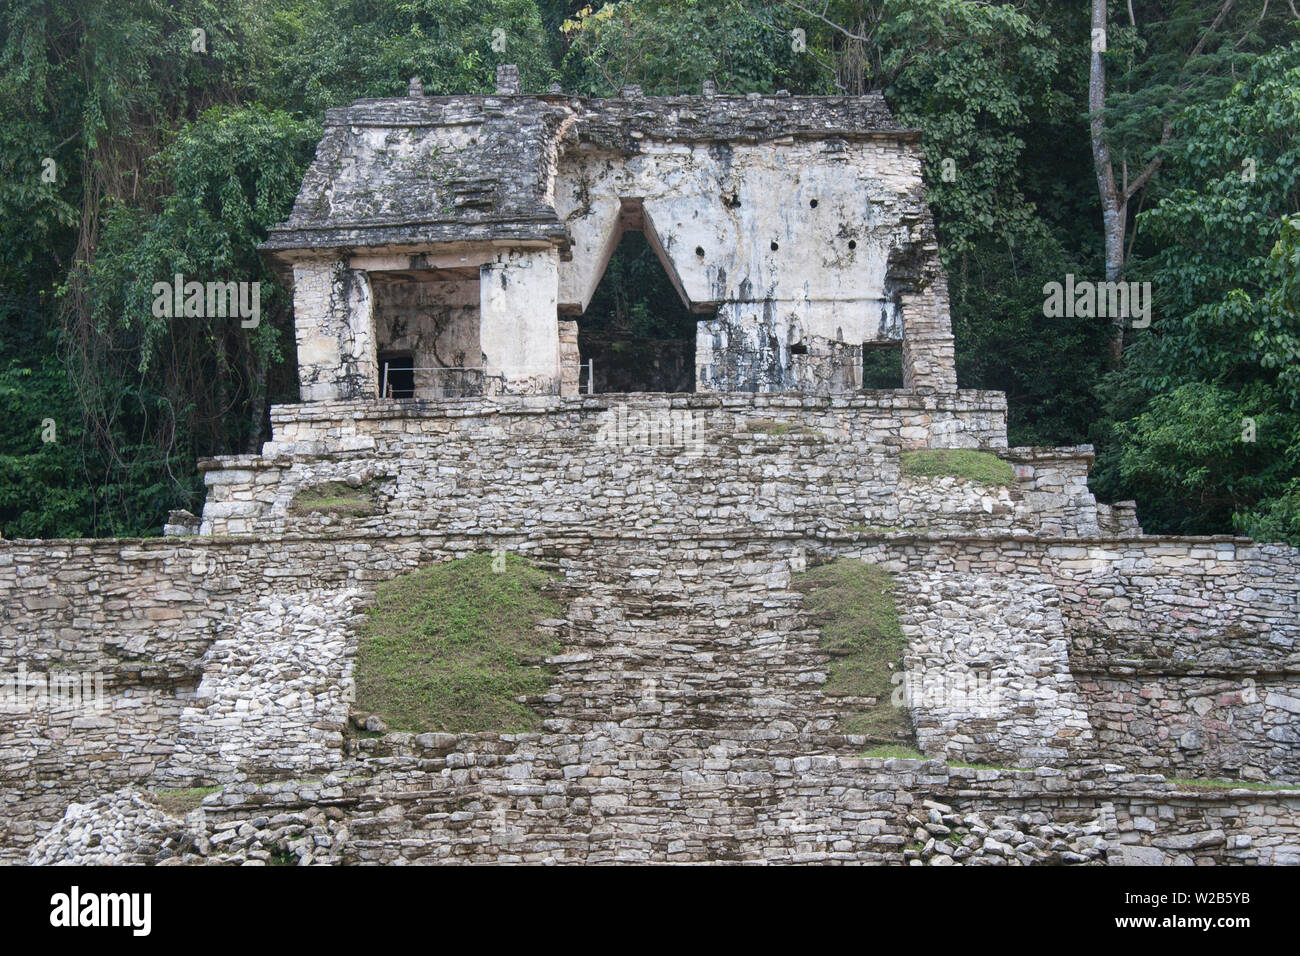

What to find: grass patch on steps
left=354, top=553, right=563, bottom=734
left=793, top=559, right=913, bottom=744
left=860, top=745, right=926, bottom=760
left=287, top=480, right=377, bottom=518
left=153, top=786, right=222, bottom=815
left=743, top=419, right=826, bottom=439
left=899, top=449, right=1013, bottom=486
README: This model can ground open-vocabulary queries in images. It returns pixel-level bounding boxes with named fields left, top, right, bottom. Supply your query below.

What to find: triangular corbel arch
left=560, top=197, right=696, bottom=315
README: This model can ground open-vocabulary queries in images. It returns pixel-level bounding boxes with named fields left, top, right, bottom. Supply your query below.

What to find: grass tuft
left=899, top=449, right=1014, bottom=486
left=354, top=553, right=563, bottom=734
left=744, top=419, right=826, bottom=439
left=860, top=745, right=926, bottom=760
left=153, top=786, right=222, bottom=815
left=288, top=480, right=377, bottom=517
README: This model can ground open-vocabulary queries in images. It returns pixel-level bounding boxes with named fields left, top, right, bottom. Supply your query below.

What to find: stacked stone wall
left=24, top=748, right=1300, bottom=865
left=198, top=394, right=1114, bottom=541
left=4, top=528, right=1298, bottom=862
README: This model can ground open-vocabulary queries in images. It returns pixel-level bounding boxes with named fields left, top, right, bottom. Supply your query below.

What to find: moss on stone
left=900, top=449, right=1014, bottom=486
left=354, top=553, right=563, bottom=734
left=288, top=480, right=378, bottom=517
left=793, top=559, right=913, bottom=744
left=860, top=745, right=925, bottom=760
left=744, top=419, right=826, bottom=439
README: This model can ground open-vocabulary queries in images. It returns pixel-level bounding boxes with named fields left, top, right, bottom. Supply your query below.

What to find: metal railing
left=380, top=361, right=594, bottom=399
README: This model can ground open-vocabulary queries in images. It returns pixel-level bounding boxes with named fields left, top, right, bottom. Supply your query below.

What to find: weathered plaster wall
left=557, top=142, right=911, bottom=319
left=552, top=137, right=953, bottom=394
left=372, top=276, right=480, bottom=397
left=293, top=262, right=377, bottom=401
left=272, top=91, right=957, bottom=399
left=479, top=248, right=561, bottom=394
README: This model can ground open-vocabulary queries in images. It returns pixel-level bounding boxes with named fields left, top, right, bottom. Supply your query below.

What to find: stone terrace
left=197, top=392, right=1111, bottom=539
left=4, top=519, right=1299, bottom=863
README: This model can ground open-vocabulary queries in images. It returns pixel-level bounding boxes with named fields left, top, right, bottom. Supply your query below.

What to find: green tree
left=1095, top=46, right=1300, bottom=540
left=560, top=0, right=816, bottom=96
left=782, top=1, right=1111, bottom=444
left=1087, top=0, right=1297, bottom=361
left=76, top=105, right=319, bottom=521
left=265, top=0, right=555, bottom=113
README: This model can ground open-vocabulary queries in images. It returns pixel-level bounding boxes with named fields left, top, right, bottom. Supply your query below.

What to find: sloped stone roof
left=261, top=92, right=914, bottom=254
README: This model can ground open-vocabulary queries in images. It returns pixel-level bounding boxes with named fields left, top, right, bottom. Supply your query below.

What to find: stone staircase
left=896, top=568, right=1095, bottom=767
left=529, top=547, right=847, bottom=740
left=195, top=393, right=1106, bottom=541
left=10, top=392, right=1299, bottom=863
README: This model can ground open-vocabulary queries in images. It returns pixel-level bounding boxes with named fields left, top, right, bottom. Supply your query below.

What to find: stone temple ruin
left=261, top=65, right=953, bottom=400
left=3, top=68, right=1299, bottom=865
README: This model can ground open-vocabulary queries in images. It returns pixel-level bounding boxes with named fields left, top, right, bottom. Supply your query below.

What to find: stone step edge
left=7, top=529, right=1264, bottom=549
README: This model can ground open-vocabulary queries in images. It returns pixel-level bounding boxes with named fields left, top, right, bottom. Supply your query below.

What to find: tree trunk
left=1089, top=0, right=1128, bottom=365
left=245, top=351, right=267, bottom=455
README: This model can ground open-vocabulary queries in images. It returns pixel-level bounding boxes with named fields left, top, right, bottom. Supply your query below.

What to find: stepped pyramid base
left=4, top=396, right=1299, bottom=864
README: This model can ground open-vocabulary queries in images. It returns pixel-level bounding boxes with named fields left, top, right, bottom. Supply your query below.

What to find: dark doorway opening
left=861, top=342, right=904, bottom=389
left=579, top=230, right=697, bottom=393
left=378, top=351, right=415, bottom=398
